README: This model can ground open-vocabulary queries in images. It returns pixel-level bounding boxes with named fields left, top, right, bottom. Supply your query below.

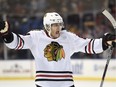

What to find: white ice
left=0, top=80, right=115, bottom=87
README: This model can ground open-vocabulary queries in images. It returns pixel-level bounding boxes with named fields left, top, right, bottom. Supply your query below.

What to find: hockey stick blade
left=102, top=10, right=116, bottom=29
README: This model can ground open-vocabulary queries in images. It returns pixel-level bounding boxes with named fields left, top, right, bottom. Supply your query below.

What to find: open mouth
left=56, top=31, right=60, bottom=34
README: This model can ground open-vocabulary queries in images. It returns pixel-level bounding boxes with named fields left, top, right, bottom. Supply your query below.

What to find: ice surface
left=0, top=80, right=115, bottom=87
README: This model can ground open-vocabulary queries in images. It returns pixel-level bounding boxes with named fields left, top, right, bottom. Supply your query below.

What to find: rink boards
left=0, top=59, right=116, bottom=81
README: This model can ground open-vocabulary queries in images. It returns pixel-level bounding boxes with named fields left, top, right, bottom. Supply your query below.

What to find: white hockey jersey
left=5, top=30, right=103, bottom=87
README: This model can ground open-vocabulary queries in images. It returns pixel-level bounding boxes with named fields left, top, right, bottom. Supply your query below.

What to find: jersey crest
left=44, top=41, right=65, bottom=62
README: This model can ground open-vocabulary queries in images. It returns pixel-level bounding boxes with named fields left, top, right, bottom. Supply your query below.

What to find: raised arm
left=0, top=21, right=33, bottom=50
left=68, top=32, right=116, bottom=54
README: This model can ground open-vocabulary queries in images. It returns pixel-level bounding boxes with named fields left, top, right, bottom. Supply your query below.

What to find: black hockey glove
left=0, top=21, right=9, bottom=36
left=102, top=33, right=116, bottom=50
left=0, top=21, right=13, bottom=43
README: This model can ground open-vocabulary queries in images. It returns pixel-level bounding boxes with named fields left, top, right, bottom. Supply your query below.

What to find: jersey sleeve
left=68, top=32, right=103, bottom=54
left=5, top=32, right=34, bottom=50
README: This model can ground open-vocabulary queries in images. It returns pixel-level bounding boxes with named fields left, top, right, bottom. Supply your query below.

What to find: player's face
left=50, top=23, right=62, bottom=39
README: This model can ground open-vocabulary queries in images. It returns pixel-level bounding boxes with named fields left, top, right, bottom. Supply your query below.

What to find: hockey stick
left=100, top=10, right=116, bottom=87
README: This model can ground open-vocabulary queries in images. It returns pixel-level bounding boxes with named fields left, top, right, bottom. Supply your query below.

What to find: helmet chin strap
left=48, top=29, right=52, bottom=38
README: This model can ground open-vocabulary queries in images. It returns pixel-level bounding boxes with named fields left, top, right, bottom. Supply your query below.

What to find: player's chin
left=52, top=31, right=60, bottom=39
left=53, top=34, right=60, bottom=39
left=56, top=33, right=60, bottom=38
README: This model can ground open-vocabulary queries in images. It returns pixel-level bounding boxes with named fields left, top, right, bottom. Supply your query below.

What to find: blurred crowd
left=0, top=0, right=116, bottom=60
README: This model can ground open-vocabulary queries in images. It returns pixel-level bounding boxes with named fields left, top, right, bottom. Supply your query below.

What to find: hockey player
left=0, top=12, right=116, bottom=87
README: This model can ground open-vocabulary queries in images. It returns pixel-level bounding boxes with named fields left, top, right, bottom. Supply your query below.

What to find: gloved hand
left=102, top=33, right=116, bottom=50
left=0, top=21, right=9, bottom=36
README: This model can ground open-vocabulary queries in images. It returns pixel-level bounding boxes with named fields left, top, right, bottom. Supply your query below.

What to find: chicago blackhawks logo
left=44, top=41, right=65, bottom=62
